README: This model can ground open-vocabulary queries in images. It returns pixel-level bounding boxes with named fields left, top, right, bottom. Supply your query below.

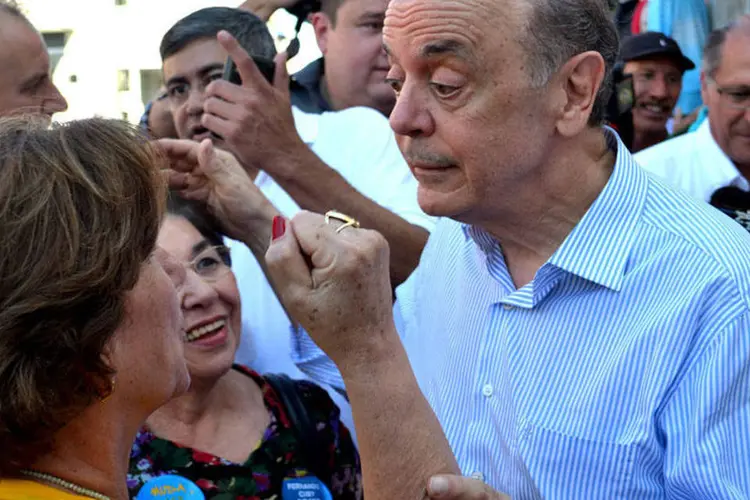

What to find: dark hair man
left=157, top=7, right=433, bottom=443
left=242, top=0, right=394, bottom=116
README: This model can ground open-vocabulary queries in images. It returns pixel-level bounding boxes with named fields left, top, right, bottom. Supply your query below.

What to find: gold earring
left=99, top=377, right=116, bottom=403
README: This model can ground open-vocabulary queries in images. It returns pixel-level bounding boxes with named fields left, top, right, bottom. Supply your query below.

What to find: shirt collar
left=697, top=118, right=750, bottom=191
left=463, top=127, right=648, bottom=291
left=548, top=128, right=648, bottom=291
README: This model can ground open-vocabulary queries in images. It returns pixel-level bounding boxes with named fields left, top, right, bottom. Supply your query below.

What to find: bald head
left=704, top=14, right=750, bottom=79
left=0, top=0, right=24, bottom=18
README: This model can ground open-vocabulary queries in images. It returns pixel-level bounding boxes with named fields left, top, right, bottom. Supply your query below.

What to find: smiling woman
left=126, top=192, right=362, bottom=500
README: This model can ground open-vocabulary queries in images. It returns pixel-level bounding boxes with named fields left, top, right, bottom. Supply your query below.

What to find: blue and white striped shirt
left=293, top=130, right=750, bottom=498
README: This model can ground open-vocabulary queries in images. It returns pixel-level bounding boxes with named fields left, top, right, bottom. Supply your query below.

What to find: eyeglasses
left=182, top=245, right=232, bottom=283
left=708, top=77, right=750, bottom=110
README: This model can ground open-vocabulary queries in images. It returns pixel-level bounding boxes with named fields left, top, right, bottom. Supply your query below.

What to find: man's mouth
left=191, top=126, right=221, bottom=142
left=637, top=102, right=672, bottom=117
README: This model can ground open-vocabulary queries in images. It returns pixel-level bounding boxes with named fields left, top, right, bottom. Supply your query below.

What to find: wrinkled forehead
left=716, top=31, right=750, bottom=83
left=0, top=16, right=49, bottom=78
left=383, top=0, right=524, bottom=63
left=0, top=14, right=45, bottom=55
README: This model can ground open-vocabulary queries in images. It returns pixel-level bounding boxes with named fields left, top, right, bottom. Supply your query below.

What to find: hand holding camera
left=202, top=31, right=309, bottom=179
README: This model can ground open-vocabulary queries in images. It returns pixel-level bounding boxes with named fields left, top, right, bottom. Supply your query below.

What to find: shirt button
left=471, top=471, right=485, bottom=481
left=482, top=384, right=493, bottom=397
left=503, top=303, right=514, bottom=310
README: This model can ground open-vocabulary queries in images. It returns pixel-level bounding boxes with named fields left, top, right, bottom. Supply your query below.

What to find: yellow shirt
left=0, top=480, right=90, bottom=499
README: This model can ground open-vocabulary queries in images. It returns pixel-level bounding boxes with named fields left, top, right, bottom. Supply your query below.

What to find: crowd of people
left=0, top=0, right=749, bottom=498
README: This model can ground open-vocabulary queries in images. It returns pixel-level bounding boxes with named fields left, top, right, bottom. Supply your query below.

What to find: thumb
left=674, top=106, right=683, bottom=120
left=197, top=138, right=218, bottom=175
left=428, top=475, right=499, bottom=499
left=265, top=216, right=315, bottom=302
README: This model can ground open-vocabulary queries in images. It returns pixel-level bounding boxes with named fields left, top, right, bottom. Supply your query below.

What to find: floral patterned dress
left=127, top=366, right=362, bottom=499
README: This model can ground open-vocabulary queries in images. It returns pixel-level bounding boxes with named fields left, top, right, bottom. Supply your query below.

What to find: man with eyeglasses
left=620, top=32, right=695, bottom=152
left=636, top=17, right=750, bottom=203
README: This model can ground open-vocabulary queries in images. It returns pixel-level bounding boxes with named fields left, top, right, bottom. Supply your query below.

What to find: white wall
left=18, top=0, right=321, bottom=123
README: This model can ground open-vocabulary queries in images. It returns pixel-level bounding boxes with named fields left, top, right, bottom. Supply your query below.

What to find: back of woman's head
left=0, top=116, right=165, bottom=474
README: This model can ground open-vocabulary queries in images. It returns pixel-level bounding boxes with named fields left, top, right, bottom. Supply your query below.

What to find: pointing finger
left=217, top=30, right=266, bottom=90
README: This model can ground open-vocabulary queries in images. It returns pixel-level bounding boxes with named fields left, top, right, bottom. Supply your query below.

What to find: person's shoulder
left=319, top=106, right=391, bottom=134
left=634, top=131, right=699, bottom=171
left=640, top=176, right=750, bottom=306
left=314, top=107, right=402, bottom=171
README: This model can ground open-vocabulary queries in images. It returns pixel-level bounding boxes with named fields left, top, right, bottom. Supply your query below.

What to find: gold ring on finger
left=324, top=210, right=360, bottom=232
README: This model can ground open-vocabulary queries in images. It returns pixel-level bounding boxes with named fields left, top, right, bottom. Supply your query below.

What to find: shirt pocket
left=517, top=423, right=636, bottom=499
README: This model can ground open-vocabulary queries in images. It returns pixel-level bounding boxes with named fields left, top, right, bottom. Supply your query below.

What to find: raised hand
left=201, top=31, right=309, bottom=180
left=264, top=211, right=396, bottom=368
left=159, top=137, right=279, bottom=246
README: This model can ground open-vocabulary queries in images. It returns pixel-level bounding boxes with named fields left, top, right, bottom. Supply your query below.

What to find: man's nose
left=186, top=87, right=206, bottom=116
left=43, top=83, right=68, bottom=116
left=648, top=75, right=668, bottom=98
left=389, top=83, right=434, bottom=139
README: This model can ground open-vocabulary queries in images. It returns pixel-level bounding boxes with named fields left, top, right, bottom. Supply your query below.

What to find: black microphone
left=709, top=186, right=750, bottom=232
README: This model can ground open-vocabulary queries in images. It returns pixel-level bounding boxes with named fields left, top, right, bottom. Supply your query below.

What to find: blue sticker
left=136, top=475, right=206, bottom=500
left=282, top=476, right=333, bottom=500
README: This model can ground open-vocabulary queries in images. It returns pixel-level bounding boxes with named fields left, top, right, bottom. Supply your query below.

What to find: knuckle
left=225, top=124, right=242, bottom=142
left=205, top=80, right=222, bottom=95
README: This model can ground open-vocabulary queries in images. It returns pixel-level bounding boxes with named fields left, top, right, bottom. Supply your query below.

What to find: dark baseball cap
left=620, top=32, right=696, bottom=71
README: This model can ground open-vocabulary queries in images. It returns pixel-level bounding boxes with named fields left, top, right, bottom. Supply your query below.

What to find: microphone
left=709, top=186, right=750, bottom=232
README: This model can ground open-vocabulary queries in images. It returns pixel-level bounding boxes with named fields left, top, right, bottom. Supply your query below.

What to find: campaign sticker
left=136, top=475, right=205, bottom=500
left=282, top=476, right=333, bottom=500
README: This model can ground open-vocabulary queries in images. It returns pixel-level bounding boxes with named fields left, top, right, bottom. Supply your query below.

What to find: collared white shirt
left=635, top=119, right=750, bottom=202
left=228, top=106, right=434, bottom=440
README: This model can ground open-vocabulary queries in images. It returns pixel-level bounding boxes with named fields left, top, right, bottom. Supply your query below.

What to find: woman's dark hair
left=0, top=117, right=166, bottom=475
left=166, top=191, right=226, bottom=250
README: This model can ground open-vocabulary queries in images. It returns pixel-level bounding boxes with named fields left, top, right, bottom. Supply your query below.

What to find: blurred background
left=17, top=0, right=321, bottom=123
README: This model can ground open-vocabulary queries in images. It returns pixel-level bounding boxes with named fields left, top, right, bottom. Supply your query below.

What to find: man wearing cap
left=620, top=31, right=696, bottom=152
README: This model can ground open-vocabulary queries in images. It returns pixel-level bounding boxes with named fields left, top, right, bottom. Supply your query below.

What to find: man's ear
left=310, top=12, right=333, bottom=54
left=554, top=51, right=606, bottom=137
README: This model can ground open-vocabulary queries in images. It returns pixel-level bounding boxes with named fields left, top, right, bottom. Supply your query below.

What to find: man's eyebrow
left=420, top=39, right=472, bottom=60
left=359, top=11, right=385, bottom=22
left=382, top=39, right=474, bottom=64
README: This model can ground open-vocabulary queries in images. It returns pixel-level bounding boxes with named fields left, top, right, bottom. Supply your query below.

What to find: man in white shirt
left=158, top=7, right=432, bottom=433
left=635, top=16, right=750, bottom=202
